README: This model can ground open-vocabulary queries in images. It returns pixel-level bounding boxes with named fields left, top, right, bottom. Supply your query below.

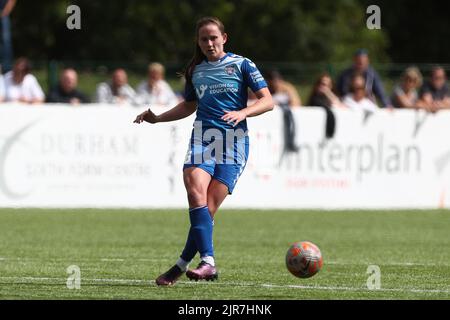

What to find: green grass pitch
left=0, top=208, right=449, bottom=300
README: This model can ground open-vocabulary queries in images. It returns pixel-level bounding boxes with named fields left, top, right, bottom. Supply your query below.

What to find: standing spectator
left=0, top=0, right=15, bottom=73
left=47, top=68, right=90, bottom=104
left=95, top=68, right=136, bottom=105
left=391, top=67, right=423, bottom=109
left=342, top=73, right=379, bottom=112
left=266, top=70, right=301, bottom=152
left=307, top=73, right=344, bottom=139
left=336, top=49, right=392, bottom=108
left=265, top=69, right=301, bottom=108
left=416, top=66, right=450, bottom=112
left=135, top=62, right=178, bottom=106
left=4, top=57, right=45, bottom=104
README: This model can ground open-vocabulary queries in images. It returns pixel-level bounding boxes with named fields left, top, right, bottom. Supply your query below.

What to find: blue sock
left=189, top=206, right=214, bottom=258
left=180, top=226, right=197, bottom=262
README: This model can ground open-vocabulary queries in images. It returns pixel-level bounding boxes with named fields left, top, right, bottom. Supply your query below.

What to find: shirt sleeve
left=28, top=75, right=45, bottom=100
left=371, top=70, right=390, bottom=107
left=336, top=69, right=350, bottom=97
left=184, top=80, right=197, bottom=102
left=443, top=84, right=450, bottom=98
left=77, top=91, right=90, bottom=103
left=241, top=58, right=267, bottom=92
left=161, top=80, right=179, bottom=106
left=0, top=76, right=5, bottom=99
left=95, top=83, right=110, bottom=103
left=419, top=83, right=431, bottom=98
left=46, top=88, right=60, bottom=103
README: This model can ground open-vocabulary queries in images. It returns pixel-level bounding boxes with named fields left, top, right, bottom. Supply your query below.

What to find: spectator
left=336, top=49, right=392, bottom=108
left=47, top=68, right=90, bottom=104
left=4, top=57, right=45, bottom=104
left=342, top=73, right=379, bottom=112
left=308, top=73, right=345, bottom=109
left=95, top=68, right=136, bottom=105
left=307, top=73, right=344, bottom=139
left=266, top=70, right=300, bottom=152
left=135, top=62, right=178, bottom=106
left=391, top=67, right=423, bottom=109
left=416, top=66, right=450, bottom=112
left=0, top=0, right=16, bottom=73
left=0, top=69, right=4, bottom=102
left=265, top=70, right=301, bottom=108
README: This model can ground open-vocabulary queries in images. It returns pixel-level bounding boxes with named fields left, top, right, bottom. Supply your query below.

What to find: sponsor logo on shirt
left=250, top=70, right=264, bottom=83
left=208, top=83, right=238, bottom=95
left=195, top=83, right=239, bottom=98
left=196, top=84, right=208, bottom=99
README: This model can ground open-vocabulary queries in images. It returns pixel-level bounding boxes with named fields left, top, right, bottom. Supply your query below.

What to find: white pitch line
left=258, top=283, right=450, bottom=294
left=1, top=257, right=449, bottom=267
left=0, top=276, right=449, bottom=295
left=325, top=261, right=449, bottom=267
left=100, top=259, right=125, bottom=262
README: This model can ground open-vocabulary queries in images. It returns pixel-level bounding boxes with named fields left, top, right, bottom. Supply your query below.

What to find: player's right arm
left=133, top=100, right=197, bottom=124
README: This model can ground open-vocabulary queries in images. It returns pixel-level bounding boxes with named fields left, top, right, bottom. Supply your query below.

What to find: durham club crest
left=224, top=65, right=236, bottom=75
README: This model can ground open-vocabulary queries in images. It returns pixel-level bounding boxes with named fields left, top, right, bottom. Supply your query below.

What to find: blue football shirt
left=184, top=52, right=267, bottom=131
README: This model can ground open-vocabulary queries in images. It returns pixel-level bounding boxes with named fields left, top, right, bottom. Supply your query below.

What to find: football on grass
left=286, top=241, right=323, bottom=278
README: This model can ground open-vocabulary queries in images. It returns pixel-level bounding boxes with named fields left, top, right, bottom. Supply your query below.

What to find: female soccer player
left=134, top=16, right=274, bottom=286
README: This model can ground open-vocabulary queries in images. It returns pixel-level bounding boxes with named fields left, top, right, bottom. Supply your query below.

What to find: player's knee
left=186, top=186, right=207, bottom=207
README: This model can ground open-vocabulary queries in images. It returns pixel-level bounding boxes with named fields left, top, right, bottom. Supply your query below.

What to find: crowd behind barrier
left=1, top=51, right=449, bottom=116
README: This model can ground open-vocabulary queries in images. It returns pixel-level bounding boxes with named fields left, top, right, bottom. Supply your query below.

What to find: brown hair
left=184, top=17, right=225, bottom=85
left=350, top=72, right=366, bottom=93
left=307, top=73, right=334, bottom=105
left=13, top=57, right=31, bottom=75
left=312, top=73, right=333, bottom=91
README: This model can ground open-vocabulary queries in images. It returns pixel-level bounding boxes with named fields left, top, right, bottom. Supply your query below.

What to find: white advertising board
left=0, top=104, right=449, bottom=209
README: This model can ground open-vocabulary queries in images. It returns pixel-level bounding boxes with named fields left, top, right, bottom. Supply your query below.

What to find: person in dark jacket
left=336, top=49, right=392, bottom=108
left=47, top=68, right=90, bottom=104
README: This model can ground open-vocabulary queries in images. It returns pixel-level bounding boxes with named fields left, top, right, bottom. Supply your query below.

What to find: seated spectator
left=135, top=62, right=178, bottom=106
left=307, top=73, right=344, bottom=139
left=342, top=73, right=379, bottom=112
left=416, top=66, right=450, bottom=112
left=308, top=73, right=345, bottom=108
left=336, top=49, right=392, bottom=108
left=391, top=67, right=423, bottom=108
left=4, top=57, right=45, bottom=104
left=47, top=68, right=90, bottom=104
left=95, top=68, right=136, bottom=105
left=265, top=70, right=301, bottom=108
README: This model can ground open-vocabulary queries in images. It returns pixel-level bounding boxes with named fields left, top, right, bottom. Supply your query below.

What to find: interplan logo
left=0, top=121, right=38, bottom=200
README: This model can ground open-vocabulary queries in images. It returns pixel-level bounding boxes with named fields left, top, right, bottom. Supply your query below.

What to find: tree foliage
left=10, top=0, right=449, bottom=64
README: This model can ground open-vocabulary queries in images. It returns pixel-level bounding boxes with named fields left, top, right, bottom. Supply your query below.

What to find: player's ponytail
left=184, top=17, right=225, bottom=85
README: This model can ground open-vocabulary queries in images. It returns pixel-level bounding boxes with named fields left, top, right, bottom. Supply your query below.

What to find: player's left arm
left=221, top=87, right=273, bottom=126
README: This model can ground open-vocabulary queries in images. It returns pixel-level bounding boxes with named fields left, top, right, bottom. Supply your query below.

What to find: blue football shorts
left=183, top=128, right=250, bottom=194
